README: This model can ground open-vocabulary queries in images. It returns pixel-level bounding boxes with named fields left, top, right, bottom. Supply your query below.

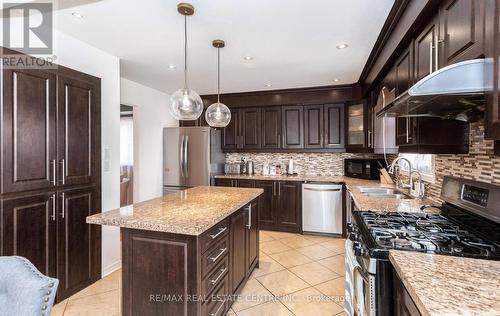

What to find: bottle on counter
left=241, top=158, right=247, bottom=174
left=288, top=159, right=294, bottom=175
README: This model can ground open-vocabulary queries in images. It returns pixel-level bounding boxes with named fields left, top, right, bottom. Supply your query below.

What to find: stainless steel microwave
left=344, top=158, right=385, bottom=180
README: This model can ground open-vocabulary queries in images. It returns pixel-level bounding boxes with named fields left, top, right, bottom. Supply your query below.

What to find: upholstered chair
left=0, top=256, right=59, bottom=316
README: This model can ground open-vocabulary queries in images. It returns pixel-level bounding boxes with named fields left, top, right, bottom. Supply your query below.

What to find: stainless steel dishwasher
left=302, top=183, right=343, bottom=234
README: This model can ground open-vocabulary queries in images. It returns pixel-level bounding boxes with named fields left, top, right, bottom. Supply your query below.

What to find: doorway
left=120, top=104, right=134, bottom=206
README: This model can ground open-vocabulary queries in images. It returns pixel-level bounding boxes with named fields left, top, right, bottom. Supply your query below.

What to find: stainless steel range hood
left=376, top=59, right=488, bottom=121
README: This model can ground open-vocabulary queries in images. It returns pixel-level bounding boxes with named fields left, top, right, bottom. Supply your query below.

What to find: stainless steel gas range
left=345, top=176, right=500, bottom=316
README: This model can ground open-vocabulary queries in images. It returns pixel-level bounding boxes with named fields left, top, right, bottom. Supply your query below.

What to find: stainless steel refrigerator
left=163, top=127, right=224, bottom=195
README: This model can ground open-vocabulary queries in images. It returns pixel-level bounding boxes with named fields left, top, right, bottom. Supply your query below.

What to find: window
left=397, top=154, right=435, bottom=183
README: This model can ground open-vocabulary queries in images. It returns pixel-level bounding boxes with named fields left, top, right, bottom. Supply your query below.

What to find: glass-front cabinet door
left=346, top=101, right=367, bottom=150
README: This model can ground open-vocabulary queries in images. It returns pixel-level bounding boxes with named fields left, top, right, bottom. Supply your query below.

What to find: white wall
left=120, top=78, right=178, bottom=203
left=53, top=31, right=122, bottom=277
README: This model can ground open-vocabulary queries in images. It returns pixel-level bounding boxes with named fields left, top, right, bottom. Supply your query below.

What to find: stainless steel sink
left=358, top=187, right=413, bottom=199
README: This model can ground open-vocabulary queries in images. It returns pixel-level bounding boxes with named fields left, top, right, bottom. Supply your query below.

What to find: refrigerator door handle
left=184, top=135, right=189, bottom=178
left=180, top=135, right=185, bottom=178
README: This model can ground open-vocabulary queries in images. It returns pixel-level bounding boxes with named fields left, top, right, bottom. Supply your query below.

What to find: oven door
left=353, top=265, right=373, bottom=316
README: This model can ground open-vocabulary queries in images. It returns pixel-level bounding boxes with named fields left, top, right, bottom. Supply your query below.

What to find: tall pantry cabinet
left=0, top=48, right=102, bottom=301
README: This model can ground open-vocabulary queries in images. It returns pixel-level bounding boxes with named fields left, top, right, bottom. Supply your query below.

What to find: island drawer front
left=201, top=254, right=229, bottom=298
left=202, top=235, right=229, bottom=277
left=201, top=274, right=229, bottom=316
left=200, top=218, right=230, bottom=253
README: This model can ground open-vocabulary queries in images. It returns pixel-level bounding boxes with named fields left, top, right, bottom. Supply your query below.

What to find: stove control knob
left=348, top=233, right=358, bottom=241
left=347, top=223, right=355, bottom=233
left=353, top=241, right=363, bottom=256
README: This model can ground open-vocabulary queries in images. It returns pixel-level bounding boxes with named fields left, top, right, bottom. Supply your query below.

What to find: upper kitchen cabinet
left=261, top=107, right=282, bottom=149
left=240, top=108, right=261, bottom=149
left=281, top=105, right=304, bottom=149
left=346, top=101, right=370, bottom=152
left=304, top=104, right=345, bottom=150
left=222, top=109, right=239, bottom=150
left=57, top=73, right=100, bottom=187
left=485, top=0, right=500, bottom=142
left=439, top=0, right=484, bottom=66
left=414, top=16, right=439, bottom=82
left=304, top=105, right=324, bottom=149
left=1, top=68, right=57, bottom=194
left=324, top=104, right=345, bottom=150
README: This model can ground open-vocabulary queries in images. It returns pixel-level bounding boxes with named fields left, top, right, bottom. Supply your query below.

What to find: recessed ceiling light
left=265, top=84, right=272, bottom=88
left=333, top=78, right=340, bottom=82
left=336, top=43, right=348, bottom=49
left=71, top=12, right=85, bottom=19
left=243, top=56, right=254, bottom=61
left=168, top=65, right=176, bottom=69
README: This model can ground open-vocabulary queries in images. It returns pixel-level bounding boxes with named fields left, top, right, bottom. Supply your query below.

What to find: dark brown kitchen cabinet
left=393, top=271, right=422, bottom=316
left=281, top=106, right=304, bottom=149
left=261, top=107, right=282, bottom=149
left=304, top=104, right=345, bottom=150
left=246, top=199, right=258, bottom=274
left=222, top=108, right=261, bottom=150
left=324, top=104, right=346, bottom=149
left=1, top=193, right=57, bottom=277
left=230, top=200, right=259, bottom=293
left=439, top=0, right=484, bottom=66
left=222, top=109, right=239, bottom=150
left=485, top=0, right=500, bottom=142
left=0, top=49, right=101, bottom=302
left=398, top=117, right=469, bottom=154
left=214, top=178, right=236, bottom=187
left=1, top=68, right=57, bottom=194
left=304, top=105, right=324, bottom=149
left=254, top=181, right=275, bottom=227
left=57, top=186, right=100, bottom=299
left=275, top=181, right=302, bottom=231
left=230, top=209, right=247, bottom=292
left=240, top=108, right=261, bottom=149
left=57, top=75, right=99, bottom=187
left=414, top=16, right=439, bottom=82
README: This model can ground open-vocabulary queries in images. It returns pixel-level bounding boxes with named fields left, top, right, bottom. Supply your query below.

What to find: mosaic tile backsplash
left=225, top=152, right=379, bottom=176
left=423, top=122, right=500, bottom=203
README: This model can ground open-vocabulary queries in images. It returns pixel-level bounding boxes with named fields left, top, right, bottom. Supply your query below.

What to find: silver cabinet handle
left=367, top=130, right=372, bottom=148
left=59, top=159, right=65, bottom=185
left=50, top=160, right=56, bottom=185
left=303, top=188, right=341, bottom=192
left=50, top=194, right=56, bottom=221
left=209, top=227, right=227, bottom=239
left=179, top=135, right=185, bottom=178
left=406, top=118, right=410, bottom=143
left=60, top=192, right=65, bottom=218
left=209, top=247, right=227, bottom=262
left=210, top=268, right=227, bottom=285
left=209, top=301, right=225, bottom=316
left=278, top=182, right=281, bottom=196
left=429, top=41, right=434, bottom=74
left=246, top=204, right=252, bottom=229
left=277, top=133, right=281, bottom=148
left=184, top=135, right=189, bottom=177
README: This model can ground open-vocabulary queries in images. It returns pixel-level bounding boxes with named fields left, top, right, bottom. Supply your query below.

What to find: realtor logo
left=2, top=2, right=53, bottom=54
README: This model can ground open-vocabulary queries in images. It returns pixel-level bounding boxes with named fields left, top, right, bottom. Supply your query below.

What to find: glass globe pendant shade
left=205, top=102, right=231, bottom=127
left=169, top=88, right=203, bottom=120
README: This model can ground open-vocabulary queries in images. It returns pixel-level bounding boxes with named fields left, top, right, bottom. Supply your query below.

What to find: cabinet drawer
left=202, top=236, right=229, bottom=277
left=200, top=218, right=229, bottom=253
left=201, top=254, right=229, bottom=297
left=202, top=274, right=229, bottom=316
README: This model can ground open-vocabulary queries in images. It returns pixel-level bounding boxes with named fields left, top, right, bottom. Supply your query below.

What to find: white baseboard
left=102, top=260, right=122, bottom=278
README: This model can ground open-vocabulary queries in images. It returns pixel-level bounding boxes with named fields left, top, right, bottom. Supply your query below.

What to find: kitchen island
left=87, top=186, right=263, bottom=316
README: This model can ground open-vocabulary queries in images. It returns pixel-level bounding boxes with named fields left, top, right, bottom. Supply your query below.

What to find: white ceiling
left=57, top=0, right=394, bottom=94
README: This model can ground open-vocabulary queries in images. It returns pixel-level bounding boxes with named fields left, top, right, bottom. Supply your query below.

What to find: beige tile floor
left=51, top=230, right=347, bottom=316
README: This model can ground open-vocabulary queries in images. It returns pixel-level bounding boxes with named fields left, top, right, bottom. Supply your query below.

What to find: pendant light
left=169, top=3, right=203, bottom=121
left=205, top=40, right=231, bottom=127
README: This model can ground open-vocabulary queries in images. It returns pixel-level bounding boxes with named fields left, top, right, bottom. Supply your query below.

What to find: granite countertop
left=214, top=174, right=438, bottom=213
left=86, top=186, right=263, bottom=236
left=390, top=251, right=500, bottom=316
